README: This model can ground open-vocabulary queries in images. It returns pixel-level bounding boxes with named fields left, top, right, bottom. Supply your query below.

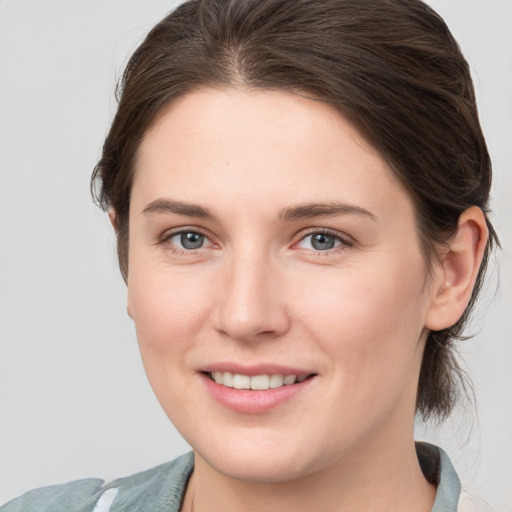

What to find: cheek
left=128, top=265, right=214, bottom=355
left=295, top=259, right=429, bottom=388
left=127, top=268, right=214, bottom=418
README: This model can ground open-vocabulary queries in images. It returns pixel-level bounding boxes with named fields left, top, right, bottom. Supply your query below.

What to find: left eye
left=168, top=231, right=209, bottom=250
left=297, top=232, right=345, bottom=251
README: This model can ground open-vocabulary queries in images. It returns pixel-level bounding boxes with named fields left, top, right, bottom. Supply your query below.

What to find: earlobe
left=108, top=208, right=118, bottom=233
left=127, top=288, right=134, bottom=320
left=425, top=207, right=489, bottom=331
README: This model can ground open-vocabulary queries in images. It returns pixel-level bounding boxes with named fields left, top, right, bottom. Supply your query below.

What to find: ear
left=425, top=207, right=489, bottom=331
left=108, top=208, right=118, bottom=233
left=108, top=209, right=133, bottom=318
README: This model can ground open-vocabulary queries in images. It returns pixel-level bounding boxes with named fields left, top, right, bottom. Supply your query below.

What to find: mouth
left=205, top=371, right=315, bottom=390
left=200, top=367, right=317, bottom=413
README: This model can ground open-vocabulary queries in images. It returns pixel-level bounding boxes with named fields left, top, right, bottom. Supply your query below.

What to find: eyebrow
left=142, top=198, right=376, bottom=223
left=278, top=202, right=377, bottom=222
left=142, top=199, right=217, bottom=220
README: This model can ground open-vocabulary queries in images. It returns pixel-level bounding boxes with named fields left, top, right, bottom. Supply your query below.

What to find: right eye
left=166, top=230, right=213, bottom=251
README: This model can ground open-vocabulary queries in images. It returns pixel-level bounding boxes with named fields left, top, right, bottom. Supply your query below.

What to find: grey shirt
left=1, top=443, right=461, bottom=511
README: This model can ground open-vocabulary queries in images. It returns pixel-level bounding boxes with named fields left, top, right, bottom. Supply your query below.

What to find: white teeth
left=210, top=372, right=308, bottom=390
left=250, top=374, right=270, bottom=390
left=283, top=375, right=297, bottom=385
left=222, top=371, right=234, bottom=387
left=269, top=374, right=284, bottom=388
left=233, top=374, right=251, bottom=390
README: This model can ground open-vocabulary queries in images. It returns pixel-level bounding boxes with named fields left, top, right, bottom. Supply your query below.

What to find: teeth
left=233, top=374, right=251, bottom=389
left=269, top=374, right=284, bottom=388
left=283, top=375, right=297, bottom=385
left=222, top=371, right=234, bottom=387
left=250, top=374, right=270, bottom=390
left=210, top=372, right=308, bottom=390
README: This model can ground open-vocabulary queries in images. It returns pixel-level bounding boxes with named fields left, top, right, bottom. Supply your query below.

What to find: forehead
left=133, top=87, right=412, bottom=222
left=140, top=87, right=377, bottom=160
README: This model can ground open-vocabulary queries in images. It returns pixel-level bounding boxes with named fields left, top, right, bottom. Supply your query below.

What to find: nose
left=213, top=251, right=290, bottom=342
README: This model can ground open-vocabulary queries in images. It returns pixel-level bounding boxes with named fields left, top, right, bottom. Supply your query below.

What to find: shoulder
left=0, top=452, right=194, bottom=512
left=417, top=441, right=461, bottom=512
left=0, top=479, right=104, bottom=512
left=417, top=442, right=491, bottom=512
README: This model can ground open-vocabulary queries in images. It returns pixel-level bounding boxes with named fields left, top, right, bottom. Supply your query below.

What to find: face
left=127, top=88, right=440, bottom=482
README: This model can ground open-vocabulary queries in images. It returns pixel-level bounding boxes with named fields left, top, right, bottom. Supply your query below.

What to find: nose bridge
left=214, top=243, right=288, bottom=341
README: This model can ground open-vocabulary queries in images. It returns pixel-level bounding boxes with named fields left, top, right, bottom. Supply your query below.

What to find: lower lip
left=201, top=373, right=314, bottom=414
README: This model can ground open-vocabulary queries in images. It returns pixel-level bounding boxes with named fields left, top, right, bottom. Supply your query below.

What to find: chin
left=191, top=432, right=326, bottom=483
left=206, top=453, right=314, bottom=483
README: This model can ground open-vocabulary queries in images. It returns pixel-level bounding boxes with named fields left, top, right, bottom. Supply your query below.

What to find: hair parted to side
left=91, top=0, right=498, bottom=422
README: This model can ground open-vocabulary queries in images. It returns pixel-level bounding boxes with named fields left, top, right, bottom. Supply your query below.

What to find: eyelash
left=159, top=227, right=353, bottom=255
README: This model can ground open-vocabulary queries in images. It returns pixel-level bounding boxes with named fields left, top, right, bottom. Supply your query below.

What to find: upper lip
left=200, top=362, right=316, bottom=377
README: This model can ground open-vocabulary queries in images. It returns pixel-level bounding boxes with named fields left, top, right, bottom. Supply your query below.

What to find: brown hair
left=91, top=0, right=498, bottom=422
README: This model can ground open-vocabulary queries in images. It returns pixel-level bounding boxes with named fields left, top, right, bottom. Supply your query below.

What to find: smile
left=209, top=372, right=311, bottom=390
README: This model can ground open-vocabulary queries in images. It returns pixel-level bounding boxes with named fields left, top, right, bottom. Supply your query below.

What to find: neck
left=185, top=433, right=435, bottom=512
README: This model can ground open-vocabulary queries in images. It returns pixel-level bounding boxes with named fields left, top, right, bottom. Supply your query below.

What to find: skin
left=124, top=88, right=488, bottom=512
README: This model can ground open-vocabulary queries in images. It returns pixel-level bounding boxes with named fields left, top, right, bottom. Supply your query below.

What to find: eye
left=167, top=230, right=212, bottom=251
left=296, top=231, right=348, bottom=251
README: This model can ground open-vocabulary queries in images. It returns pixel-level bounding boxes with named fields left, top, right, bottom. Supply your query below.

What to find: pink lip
left=199, top=372, right=315, bottom=414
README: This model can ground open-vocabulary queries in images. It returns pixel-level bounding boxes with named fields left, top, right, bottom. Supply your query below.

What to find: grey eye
left=297, top=232, right=344, bottom=251
left=311, top=233, right=336, bottom=250
left=181, top=232, right=204, bottom=249
left=169, top=231, right=206, bottom=250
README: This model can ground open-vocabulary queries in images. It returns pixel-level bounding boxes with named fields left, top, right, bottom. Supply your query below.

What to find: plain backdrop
left=0, top=0, right=511, bottom=510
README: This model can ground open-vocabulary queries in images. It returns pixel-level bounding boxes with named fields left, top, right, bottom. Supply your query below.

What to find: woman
left=1, top=0, right=499, bottom=511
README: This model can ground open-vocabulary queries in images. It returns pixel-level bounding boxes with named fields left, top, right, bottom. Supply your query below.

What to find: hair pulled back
left=92, top=0, right=498, bottom=422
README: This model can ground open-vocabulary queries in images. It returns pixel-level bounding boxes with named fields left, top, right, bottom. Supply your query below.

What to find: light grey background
left=0, top=1, right=511, bottom=510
